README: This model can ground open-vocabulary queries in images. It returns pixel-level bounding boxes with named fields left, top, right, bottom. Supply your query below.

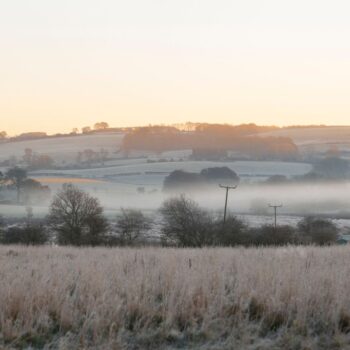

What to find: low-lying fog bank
left=2, top=182, right=350, bottom=233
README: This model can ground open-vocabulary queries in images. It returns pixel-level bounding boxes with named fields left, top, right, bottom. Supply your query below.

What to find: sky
left=1, top=0, right=350, bottom=135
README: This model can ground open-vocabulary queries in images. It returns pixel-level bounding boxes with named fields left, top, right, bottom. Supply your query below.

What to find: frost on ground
left=1, top=246, right=350, bottom=349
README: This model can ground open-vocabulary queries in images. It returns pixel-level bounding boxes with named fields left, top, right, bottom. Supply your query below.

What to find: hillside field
left=1, top=245, right=350, bottom=349
left=0, top=133, right=124, bottom=163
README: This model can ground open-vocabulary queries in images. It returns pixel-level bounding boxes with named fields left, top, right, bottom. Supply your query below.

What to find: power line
left=219, top=184, right=237, bottom=224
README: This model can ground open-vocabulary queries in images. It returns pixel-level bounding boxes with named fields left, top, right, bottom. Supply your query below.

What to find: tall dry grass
left=1, top=246, right=350, bottom=349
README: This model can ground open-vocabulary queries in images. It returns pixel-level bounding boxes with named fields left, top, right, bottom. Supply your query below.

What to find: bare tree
left=115, top=208, right=152, bottom=246
left=160, top=195, right=214, bottom=247
left=48, top=184, right=108, bottom=245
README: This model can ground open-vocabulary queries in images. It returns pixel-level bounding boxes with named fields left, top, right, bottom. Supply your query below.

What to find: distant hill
left=0, top=133, right=124, bottom=164
left=258, top=126, right=350, bottom=145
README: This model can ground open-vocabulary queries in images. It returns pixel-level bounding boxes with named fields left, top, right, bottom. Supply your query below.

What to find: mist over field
left=3, top=0, right=350, bottom=347
left=1, top=129, right=350, bottom=229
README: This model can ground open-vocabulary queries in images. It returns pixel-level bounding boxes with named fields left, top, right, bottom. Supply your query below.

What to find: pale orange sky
left=1, top=0, right=350, bottom=135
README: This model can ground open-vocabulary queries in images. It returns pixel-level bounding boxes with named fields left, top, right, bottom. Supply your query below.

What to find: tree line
left=0, top=184, right=340, bottom=247
left=122, top=125, right=298, bottom=160
left=0, top=167, right=50, bottom=204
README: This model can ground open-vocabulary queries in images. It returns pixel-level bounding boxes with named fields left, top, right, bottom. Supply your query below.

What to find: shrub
left=297, top=217, right=339, bottom=245
left=114, top=209, right=152, bottom=246
left=214, top=214, right=248, bottom=246
left=250, top=225, right=297, bottom=246
left=1, top=224, right=48, bottom=245
left=160, top=195, right=214, bottom=247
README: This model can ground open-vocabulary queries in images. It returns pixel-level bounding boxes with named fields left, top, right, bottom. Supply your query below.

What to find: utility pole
left=268, top=204, right=283, bottom=229
left=219, top=184, right=237, bottom=224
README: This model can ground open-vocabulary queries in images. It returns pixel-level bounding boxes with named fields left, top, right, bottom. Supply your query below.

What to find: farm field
left=258, top=126, right=350, bottom=145
left=30, top=160, right=312, bottom=187
left=0, top=133, right=124, bottom=163
left=1, top=245, right=350, bottom=349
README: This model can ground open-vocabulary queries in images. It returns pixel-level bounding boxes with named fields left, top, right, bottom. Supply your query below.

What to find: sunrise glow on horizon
left=1, top=0, right=350, bottom=135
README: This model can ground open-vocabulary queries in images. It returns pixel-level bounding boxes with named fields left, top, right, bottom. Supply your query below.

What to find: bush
left=251, top=225, right=297, bottom=246
left=297, top=217, right=339, bottom=245
left=1, top=224, right=48, bottom=245
left=214, top=215, right=248, bottom=246
left=114, top=209, right=152, bottom=246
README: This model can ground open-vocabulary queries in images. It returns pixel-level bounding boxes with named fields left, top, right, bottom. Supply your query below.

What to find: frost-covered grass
left=1, top=246, right=350, bottom=349
left=29, top=160, right=312, bottom=179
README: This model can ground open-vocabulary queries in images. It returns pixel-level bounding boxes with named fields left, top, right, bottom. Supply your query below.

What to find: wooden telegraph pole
left=268, top=204, right=283, bottom=229
left=219, top=184, right=237, bottom=224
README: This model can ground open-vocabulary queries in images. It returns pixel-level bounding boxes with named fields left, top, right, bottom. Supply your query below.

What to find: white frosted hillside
left=0, top=133, right=125, bottom=163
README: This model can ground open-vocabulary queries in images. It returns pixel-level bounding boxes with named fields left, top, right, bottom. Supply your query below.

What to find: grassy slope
left=1, top=246, right=350, bottom=349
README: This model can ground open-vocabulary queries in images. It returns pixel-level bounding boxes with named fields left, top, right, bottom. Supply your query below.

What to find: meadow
left=1, top=245, right=350, bottom=349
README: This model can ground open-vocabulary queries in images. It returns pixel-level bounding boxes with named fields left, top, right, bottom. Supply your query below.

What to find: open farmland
left=0, top=133, right=124, bottom=163
left=258, top=126, right=350, bottom=157
left=30, top=160, right=312, bottom=186
left=1, top=245, right=350, bottom=349
left=258, top=126, right=350, bottom=145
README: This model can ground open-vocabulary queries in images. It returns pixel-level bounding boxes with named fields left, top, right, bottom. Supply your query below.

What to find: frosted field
left=0, top=133, right=125, bottom=163
left=30, top=160, right=312, bottom=185
left=2, top=246, right=350, bottom=349
left=259, top=126, right=350, bottom=145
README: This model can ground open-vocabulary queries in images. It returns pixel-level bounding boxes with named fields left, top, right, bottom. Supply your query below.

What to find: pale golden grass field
left=1, top=246, right=350, bottom=349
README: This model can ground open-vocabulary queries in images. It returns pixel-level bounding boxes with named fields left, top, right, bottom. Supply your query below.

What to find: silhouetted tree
left=252, top=225, right=297, bottom=246
left=160, top=196, right=214, bottom=247
left=23, top=148, right=33, bottom=165
left=115, top=209, right=152, bottom=245
left=22, top=179, right=51, bottom=204
left=48, top=184, right=108, bottom=245
left=94, top=122, right=109, bottom=130
left=214, top=214, right=248, bottom=246
left=82, top=126, right=91, bottom=134
left=5, top=167, right=27, bottom=203
left=297, top=217, right=339, bottom=245
left=163, top=167, right=239, bottom=192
